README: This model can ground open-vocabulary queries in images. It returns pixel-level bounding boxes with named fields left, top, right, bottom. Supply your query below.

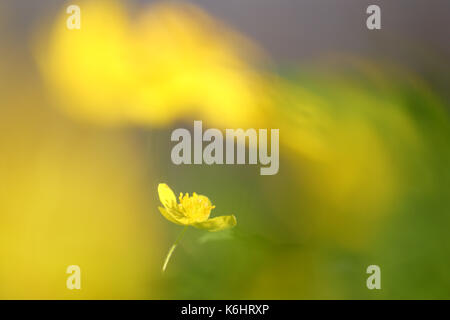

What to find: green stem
left=162, top=226, right=188, bottom=272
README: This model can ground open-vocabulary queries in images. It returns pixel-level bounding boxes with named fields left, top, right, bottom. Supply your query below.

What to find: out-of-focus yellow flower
left=35, top=0, right=133, bottom=125
left=271, top=65, right=423, bottom=249
left=278, top=78, right=399, bottom=210
left=36, top=0, right=270, bottom=128
left=158, top=183, right=236, bottom=231
left=0, top=57, right=164, bottom=298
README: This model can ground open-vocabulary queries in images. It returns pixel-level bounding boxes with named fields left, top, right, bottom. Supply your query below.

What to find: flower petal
left=158, top=207, right=185, bottom=225
left=158, top=183, right=177, bottom=208
left=192, top=215, right=237, bottom=232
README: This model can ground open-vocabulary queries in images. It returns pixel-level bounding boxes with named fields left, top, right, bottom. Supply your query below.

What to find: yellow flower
left=158, top=183, right=236, bottom=232
left=158, top=183, right=236, bottom=272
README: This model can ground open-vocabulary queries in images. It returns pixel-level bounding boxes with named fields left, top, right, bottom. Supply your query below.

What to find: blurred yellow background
left=0, top=0, right=449, bottom=299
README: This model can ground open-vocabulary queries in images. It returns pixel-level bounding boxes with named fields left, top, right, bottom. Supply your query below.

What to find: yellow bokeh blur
left=273, top=65, right=424, bottom=248
left=36, top=0, right=271, bottom=128
left=0, top=0, right=448, bottom=300
left=0, top=61, right=164, bottom=299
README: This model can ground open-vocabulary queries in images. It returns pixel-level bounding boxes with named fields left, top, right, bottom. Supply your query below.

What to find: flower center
left=178, top=192, right=215, bottom=223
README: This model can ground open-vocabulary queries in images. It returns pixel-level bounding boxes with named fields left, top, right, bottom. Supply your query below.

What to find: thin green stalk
left=162, top=226, right=188, bottom=272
